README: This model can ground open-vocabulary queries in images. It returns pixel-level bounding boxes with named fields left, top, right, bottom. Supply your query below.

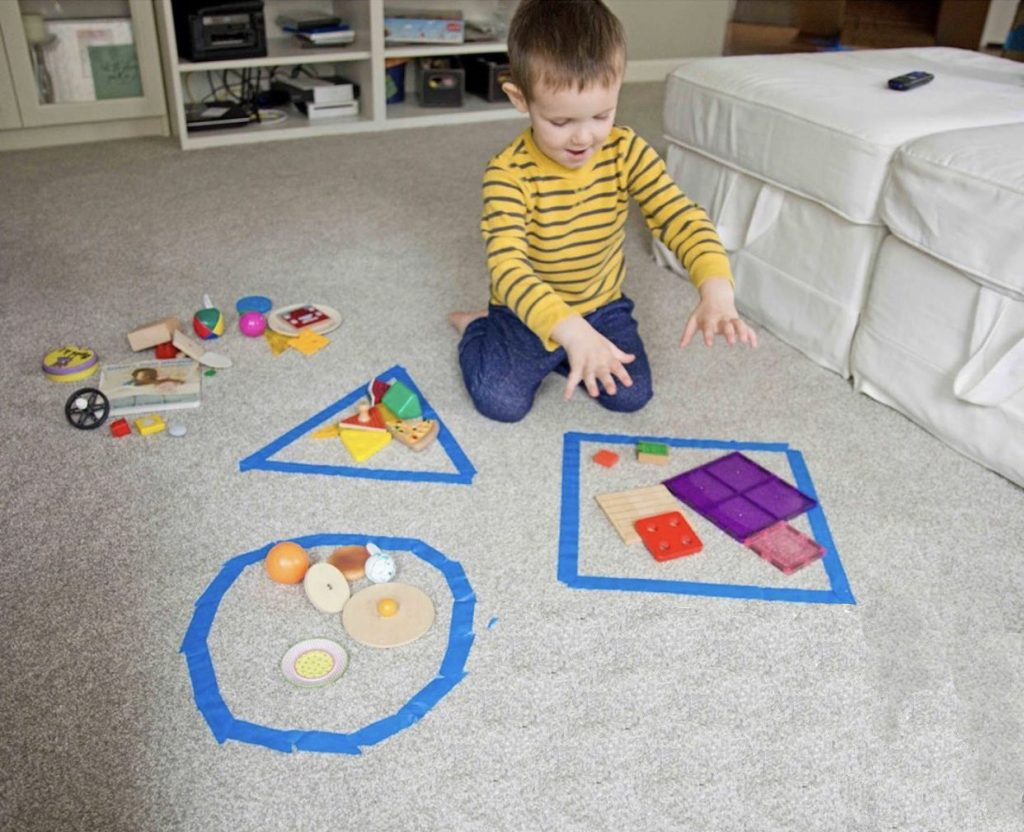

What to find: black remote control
left=888, top=71, right=934, bottom=91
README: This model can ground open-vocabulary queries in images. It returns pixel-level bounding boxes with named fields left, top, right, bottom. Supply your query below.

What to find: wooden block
left=594, top=484, right=680, bottom=545
left=637, top=452, right=670, bottom=465
left=127, top=316, right=180, bottom=351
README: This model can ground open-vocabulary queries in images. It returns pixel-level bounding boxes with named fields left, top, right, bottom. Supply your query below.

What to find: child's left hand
left=681, top=277, right=758, bottom=348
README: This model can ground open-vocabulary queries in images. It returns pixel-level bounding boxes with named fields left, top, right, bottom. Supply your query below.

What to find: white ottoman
left=852, top=123, right=1024, bottom=486
left=657, top=47, right=1024, bottom=377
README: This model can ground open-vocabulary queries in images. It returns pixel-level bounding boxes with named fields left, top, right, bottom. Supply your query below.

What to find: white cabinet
left=0, top=0, right=168, bottom=150
left=156, top=0, right=524, bottom=150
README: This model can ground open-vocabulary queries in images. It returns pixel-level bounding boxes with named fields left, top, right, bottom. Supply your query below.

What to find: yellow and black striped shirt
left=481, top=125, right=732, bottom=350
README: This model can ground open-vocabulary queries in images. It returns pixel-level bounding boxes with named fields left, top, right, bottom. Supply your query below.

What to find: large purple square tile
left=706, top=495, right=777, bottom=540
left=663, top=468, right=734, bottom=512
left=704, top=452, right=772, bottom=491
left=745, top=479, right=816, bottom=521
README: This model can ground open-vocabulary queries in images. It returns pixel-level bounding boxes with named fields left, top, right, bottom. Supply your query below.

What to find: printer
left=173, top=0, right=267, bottom=62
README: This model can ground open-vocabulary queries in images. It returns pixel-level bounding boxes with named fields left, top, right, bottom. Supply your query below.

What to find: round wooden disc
left=341, top=583, right=435, bottom=649
left=303, top=562, right=350, bottom=614
left=327, top=545, right=369, bottom=581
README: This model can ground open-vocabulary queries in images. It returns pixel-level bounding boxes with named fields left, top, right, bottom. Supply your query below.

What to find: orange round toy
left=265, top=541, right=310, bottom=584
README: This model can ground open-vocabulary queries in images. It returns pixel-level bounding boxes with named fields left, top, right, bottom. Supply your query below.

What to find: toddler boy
left=450, top=0, right=756, bottom=422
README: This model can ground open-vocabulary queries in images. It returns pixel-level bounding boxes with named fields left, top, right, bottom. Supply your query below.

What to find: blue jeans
left=457, top=296, right=653, bottom=422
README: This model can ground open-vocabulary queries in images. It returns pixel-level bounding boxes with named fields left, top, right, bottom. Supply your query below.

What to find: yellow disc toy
left=42, top=345, right=98, bottom=383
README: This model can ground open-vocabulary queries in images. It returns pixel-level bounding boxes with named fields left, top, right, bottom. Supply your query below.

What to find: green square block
left=636, top=441, right=668, bottom=456
left=381, top=380, right=422, bottom=420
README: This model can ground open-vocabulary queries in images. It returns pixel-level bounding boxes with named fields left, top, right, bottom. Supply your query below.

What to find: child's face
left=508, top=76, right=622, bottom=170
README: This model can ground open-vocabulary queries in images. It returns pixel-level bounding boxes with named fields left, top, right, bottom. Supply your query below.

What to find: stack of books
left=277, top=11, right=355, bottom=46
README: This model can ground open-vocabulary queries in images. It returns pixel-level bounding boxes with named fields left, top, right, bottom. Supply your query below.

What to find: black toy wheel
left=65, top=387, right=110, bottom=430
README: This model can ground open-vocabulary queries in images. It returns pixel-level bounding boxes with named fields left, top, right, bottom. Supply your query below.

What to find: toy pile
left=263, top=538, right=435, bottom=687
left=594, top=444, right=825, bottom=575
left=311, top=376, right=439, bottom=462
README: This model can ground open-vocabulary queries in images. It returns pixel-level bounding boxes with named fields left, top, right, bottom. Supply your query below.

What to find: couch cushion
left=881, top=123, right=1024, bottom=299
left=663, top=47, right=1024, bottom=224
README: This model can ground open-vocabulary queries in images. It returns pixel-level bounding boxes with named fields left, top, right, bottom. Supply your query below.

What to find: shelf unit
left=0, top=0, right=168, bottom=151
left=156, top=0, right=524, bottom=150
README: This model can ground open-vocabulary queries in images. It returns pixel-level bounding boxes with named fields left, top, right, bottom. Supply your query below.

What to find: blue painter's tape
left=487, top=617, right=498, bottom=629
left=181, top=533, right=476, bottom=754
left=238, top=365, right=475, bottom=485
left=559, top=432, right=855, bottom=605
left=786, top=449, right=855, bottom=604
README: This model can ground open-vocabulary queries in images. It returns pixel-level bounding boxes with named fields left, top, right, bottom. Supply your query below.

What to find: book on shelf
left=276, top=11, right=342, bottom=32
left=283, top=24, right=355, bottom=45
left=99, top=358, right=202, bottom=416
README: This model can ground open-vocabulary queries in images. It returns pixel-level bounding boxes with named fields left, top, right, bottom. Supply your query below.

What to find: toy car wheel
left=65, top=387, right=110, bottom=430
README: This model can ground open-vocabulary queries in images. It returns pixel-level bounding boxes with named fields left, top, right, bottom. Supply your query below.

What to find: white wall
left=608, top=0, right=731, bottom=81
left=982, top=0, right=1018, bottom=46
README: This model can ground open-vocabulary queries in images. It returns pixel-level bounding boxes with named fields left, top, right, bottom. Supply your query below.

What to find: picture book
left=99, top=358, right=201, bottom=416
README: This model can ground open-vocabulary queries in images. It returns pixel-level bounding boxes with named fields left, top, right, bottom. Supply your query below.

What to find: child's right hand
left=551, top=314, right=635, bottom=400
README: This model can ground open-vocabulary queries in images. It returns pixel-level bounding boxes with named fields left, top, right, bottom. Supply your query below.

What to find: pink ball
left=239, top=311, right=267, bottom=337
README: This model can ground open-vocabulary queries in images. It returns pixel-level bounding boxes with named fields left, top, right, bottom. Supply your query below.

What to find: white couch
left=655, top=47, right=1024, bottom=487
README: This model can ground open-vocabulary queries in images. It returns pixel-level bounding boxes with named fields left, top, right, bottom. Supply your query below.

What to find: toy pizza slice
left=386, top=417, right=439, bottom=451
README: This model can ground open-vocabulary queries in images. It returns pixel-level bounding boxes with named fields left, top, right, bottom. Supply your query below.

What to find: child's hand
left=551, top=314, right=635, bottom=400
left=681, top=277, right=758, bottom=348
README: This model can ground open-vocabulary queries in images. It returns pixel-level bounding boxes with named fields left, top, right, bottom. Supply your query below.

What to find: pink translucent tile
left=745, top=522, right=825, bottom=575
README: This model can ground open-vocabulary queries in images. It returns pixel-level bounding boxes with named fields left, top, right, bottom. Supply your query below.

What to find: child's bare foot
left=448, top=310, right=487, bottom=335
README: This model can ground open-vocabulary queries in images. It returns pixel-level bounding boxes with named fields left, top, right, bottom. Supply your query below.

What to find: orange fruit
left=265, top=541, right=310, bottom=584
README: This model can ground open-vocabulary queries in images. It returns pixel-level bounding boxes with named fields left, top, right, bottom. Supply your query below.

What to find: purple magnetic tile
left=746, top=522, right=825, bottom=575
left=704, top=452, right=772, bottom=491
left=663, top=468, right=735, bottom=512
left=706, top=495, right=777, bottom=541
left=745, top=478, right=817, bottom=521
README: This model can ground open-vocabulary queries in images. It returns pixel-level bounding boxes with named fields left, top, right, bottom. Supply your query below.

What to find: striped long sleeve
left=481, top=126, right=731, bottom=350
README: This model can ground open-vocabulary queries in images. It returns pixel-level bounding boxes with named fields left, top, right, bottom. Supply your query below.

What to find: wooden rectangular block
left=127, top=316, right=180, bottom=351
left=595, top=484, right=681, bottom=545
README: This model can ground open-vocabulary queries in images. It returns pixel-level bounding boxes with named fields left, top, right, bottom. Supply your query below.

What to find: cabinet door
left=0, top=0, right=166, bottom=128
left=0, top=30, right=23, bottom=129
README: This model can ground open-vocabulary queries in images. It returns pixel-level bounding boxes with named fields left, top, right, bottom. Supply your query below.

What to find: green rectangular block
left=636, top=441, right=668, bottom=456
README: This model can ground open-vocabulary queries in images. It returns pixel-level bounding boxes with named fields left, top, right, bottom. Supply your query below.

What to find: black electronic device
left=185, top=102, right=252, bottom=131
left=887, top=71, right=934, bottom=91
left=173, top=0, right=267, bottom=62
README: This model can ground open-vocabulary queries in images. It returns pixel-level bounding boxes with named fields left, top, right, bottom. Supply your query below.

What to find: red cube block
left=109, top=418, right=131, bottom=438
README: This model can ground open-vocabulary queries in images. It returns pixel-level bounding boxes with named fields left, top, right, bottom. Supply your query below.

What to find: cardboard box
left=385, top=9, right=464, bottom=44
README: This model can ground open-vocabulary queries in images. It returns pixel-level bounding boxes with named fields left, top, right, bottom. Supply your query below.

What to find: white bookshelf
left=156, top=0, right=524, bottom=150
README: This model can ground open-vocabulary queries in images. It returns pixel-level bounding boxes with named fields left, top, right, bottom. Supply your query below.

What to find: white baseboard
left=624, top=58, right=688, bottom=83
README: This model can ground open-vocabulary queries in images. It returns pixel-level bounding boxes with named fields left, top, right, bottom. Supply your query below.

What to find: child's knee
left=600, top=377, right=653, bottom=413
left=469, top=384, right=534, bottom=423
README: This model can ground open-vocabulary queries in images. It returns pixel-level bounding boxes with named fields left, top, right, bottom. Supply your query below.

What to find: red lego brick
left=109, top=418, right=131, bottom=438
left=634, top=511, right=703, bottom=561
left=153, top=342, right=178, bottom=359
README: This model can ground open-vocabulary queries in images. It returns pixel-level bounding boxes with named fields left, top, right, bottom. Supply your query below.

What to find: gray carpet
left=1, top=82, right=1022, bottom=832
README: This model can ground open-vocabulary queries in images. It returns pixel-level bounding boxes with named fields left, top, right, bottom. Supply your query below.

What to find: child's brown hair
left=506, top=0, right=626, bottom=101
